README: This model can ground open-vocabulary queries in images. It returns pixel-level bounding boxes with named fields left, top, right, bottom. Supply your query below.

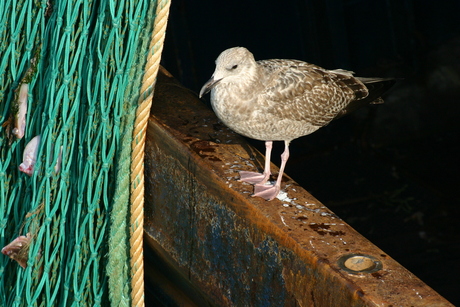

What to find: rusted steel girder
left=143, top=67, right=454, bottom=306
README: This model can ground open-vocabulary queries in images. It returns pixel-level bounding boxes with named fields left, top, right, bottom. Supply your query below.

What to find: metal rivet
left=337, top=253, right=383, bottom=274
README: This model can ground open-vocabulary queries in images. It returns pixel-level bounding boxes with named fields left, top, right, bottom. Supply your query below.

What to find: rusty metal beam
left=143, top=67, right=454, bottom=306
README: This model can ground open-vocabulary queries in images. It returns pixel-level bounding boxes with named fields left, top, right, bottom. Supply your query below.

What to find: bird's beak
left=199, top=76, right=222, bottom=98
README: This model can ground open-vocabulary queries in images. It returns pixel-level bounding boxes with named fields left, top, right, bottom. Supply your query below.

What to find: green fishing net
left=0, top=0, right=159, bottom=305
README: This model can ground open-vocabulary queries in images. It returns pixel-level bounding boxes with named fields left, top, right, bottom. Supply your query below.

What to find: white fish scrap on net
left=19, top=135, right=63, bottom=176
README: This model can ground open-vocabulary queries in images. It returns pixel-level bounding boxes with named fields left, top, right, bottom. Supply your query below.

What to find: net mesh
left=0, top=0, right=160, bottom=305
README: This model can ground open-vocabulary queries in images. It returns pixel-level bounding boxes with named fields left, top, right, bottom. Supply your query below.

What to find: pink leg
left=253, top=141, right=290, bottom=201
left=239, top=141, right=272, bottom=184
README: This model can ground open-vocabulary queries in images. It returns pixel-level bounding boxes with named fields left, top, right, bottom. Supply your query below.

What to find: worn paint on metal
left=144, top=67, right=454, bottom=306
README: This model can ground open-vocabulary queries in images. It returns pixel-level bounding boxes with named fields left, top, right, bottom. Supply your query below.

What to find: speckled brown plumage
left=200, top=47, right=395, bottom=200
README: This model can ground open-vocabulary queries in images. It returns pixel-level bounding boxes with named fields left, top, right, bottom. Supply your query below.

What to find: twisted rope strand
left=130, top=0, right=171, bottom=306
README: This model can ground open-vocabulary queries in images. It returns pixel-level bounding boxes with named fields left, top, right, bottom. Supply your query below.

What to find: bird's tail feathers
left=334, top=77, right=396, bottom=119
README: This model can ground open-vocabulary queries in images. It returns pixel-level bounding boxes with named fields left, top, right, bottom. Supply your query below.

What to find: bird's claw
left=239, top=171, right=268, bottom=185
left=252, top=183, right=280, bottom=201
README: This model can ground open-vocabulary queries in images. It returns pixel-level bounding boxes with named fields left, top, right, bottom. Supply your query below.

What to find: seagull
left=199, top=47, right=395, bottom=201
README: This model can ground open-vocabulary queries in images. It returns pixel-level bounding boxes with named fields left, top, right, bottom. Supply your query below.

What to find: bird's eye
left=228, top=64, right=238, bottom=71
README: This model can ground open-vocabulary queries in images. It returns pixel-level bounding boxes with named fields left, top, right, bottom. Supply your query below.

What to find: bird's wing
left=258, top=59, right=369, bottom=126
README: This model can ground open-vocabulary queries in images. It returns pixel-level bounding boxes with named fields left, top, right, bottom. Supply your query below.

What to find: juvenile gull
left=200, top=47, right=395, bottom=201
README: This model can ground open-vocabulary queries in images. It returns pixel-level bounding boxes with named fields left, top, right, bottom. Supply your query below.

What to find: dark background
left=160, top=0, right=460, bottom=304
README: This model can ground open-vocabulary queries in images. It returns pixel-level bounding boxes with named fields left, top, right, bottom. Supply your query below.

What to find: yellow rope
left=130, top=0, right=171, bottom=306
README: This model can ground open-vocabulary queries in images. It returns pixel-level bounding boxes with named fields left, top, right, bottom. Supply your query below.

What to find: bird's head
left=199, top=47, right=257, bottom=98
